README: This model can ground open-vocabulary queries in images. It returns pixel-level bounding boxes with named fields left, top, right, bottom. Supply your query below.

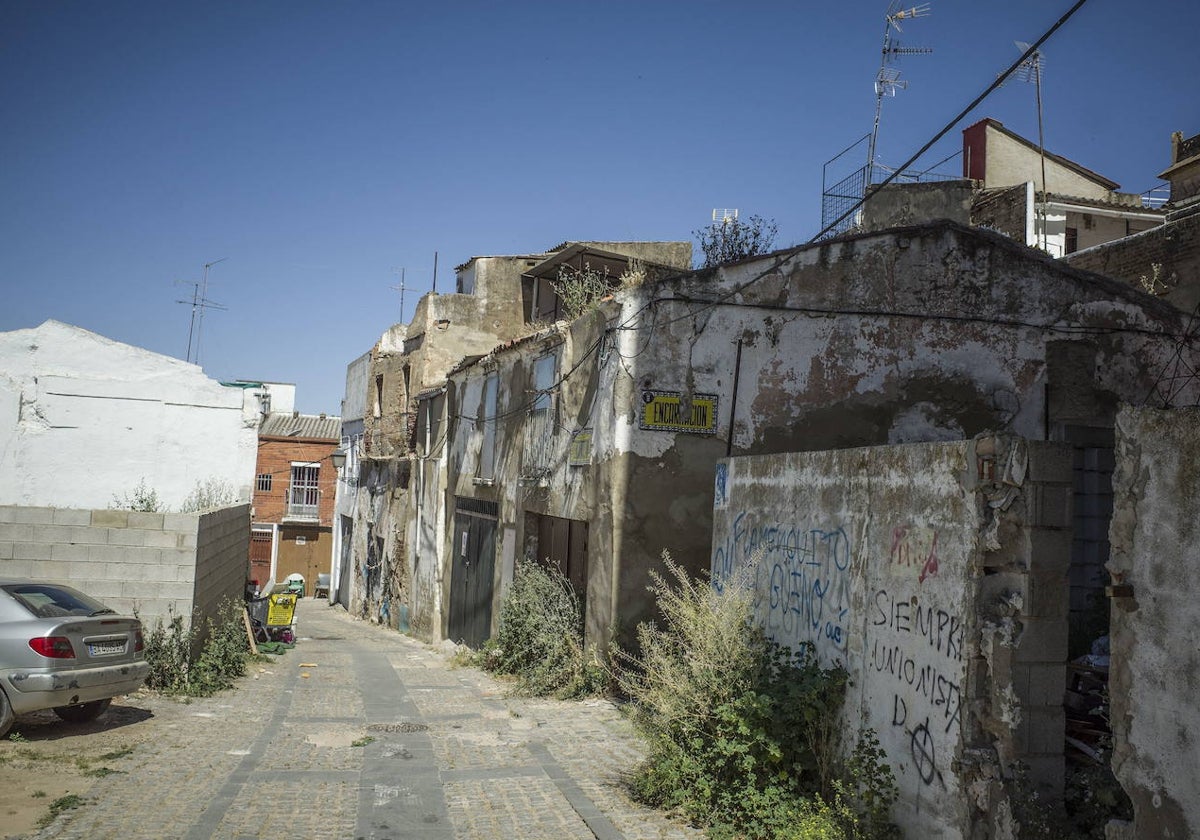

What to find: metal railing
left=1140, top=184, right=1171, bottom=209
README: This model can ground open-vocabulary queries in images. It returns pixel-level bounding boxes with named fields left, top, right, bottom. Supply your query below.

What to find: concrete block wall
left=710, top=435, right=1072, bottom=840
left=1107, top=406, right=1200, bottom=839
left=193, top=504, right=252, bottom=629
left=0, top=504, right=248, bottom=633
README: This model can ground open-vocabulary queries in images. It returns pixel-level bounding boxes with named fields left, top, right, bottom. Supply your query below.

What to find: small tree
left=110, top=479, right=161, bottom=512
left=180, top=478, right=237, bottom=512
left=694, top=214, right=779, bottom=268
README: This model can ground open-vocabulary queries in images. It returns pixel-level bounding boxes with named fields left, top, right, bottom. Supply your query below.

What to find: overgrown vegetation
left=615, top=554, right=898, bottom=839
left=550, top=260, right=651, bottom=322
left=142, top=599, right=252, bottom=696
left=110, top=479, right=161, bottom=512
left=694, top=214, right=779, bottom=268
left=180, top=478, right=237, bottom=512
left=552, top=264, right=613, bottom=321
left=477, top=561, right=607, bottom=699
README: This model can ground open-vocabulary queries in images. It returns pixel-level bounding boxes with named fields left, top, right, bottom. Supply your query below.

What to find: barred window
left=256, top=473, right=272, bottom=492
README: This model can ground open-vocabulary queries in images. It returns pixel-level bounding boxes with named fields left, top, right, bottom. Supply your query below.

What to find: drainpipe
left=726, top=339, right=743, bottom=458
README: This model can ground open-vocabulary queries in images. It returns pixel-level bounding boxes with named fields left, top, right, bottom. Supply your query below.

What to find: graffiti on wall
left=712, top=510, right=852, bottom=655
left=889, top=525, right=940, bottom=584
left=871, top=543, right=966, bottom=790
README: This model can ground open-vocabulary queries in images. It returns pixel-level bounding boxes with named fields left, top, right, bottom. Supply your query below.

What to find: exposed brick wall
left=1064, top=213, right=1200, bottom=314
left=252, top=439, right=338, bottom=527
left=972, top=184, right=1029, bottom=243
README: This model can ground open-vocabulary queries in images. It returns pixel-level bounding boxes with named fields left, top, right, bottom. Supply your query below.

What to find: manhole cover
left=368, top=722, right=429, bottom=733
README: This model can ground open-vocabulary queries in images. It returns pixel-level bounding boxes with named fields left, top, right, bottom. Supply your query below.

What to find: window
left=532, top=353, right=556, bottom=414
left=478, top=374, right=498, bottom=481
left=256, top=473, right=272, bottom=492
left=523, top=353, right=558, bottom=477
left=1065, top=226, right=1079, bottom=254
left=373, top=375, right=384, bottom=418
left=288, top=463, right=320, bottom=518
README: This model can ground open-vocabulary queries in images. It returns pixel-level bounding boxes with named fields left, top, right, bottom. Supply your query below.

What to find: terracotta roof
left=259, top=412, right=341, bottom=441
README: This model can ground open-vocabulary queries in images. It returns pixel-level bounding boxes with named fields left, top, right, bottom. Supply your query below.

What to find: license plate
left=88, top=641, right=126, bottom=656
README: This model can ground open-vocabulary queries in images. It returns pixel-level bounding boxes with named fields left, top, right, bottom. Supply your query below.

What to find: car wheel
left=0, top=688, right=13, bottom=738
left=53, top=698, right=112, bottom=724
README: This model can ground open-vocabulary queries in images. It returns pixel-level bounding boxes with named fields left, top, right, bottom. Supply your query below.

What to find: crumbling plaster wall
left=860, top=180, right=978, bottom=232
left=1107, top=405, right=1200, bottom=839
left=631, top=224, right=1189, bottom=460
left=710, top=437, right=1073, bottom=840
left=443, top=313, right=612, bottom=642
left=584, top=222, right=1189, bottom=651
left=351, top=258, right=538, bottom=628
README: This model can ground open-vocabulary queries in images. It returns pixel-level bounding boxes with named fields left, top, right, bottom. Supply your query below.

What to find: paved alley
left=20, top=599, right=699, bottom=840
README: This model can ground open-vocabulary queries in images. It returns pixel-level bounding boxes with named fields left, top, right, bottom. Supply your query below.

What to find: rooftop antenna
left=867, top=2, right=933, bottom=178
left=391, top=267, right=407, bottom=322
left=712, top=208, right=738, bottom=225
left=194, top=258, right=226, bottom=366
left=1013, top=40, right=1050, bottom=251
left=174, top=261, right=228, bottom=364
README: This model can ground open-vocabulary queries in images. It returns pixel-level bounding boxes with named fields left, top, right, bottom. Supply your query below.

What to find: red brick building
left=250, top=412, right=341, bottom=593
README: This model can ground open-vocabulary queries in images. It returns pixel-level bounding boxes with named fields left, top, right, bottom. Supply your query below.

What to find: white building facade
left=0, top=320, right=259, bottom=510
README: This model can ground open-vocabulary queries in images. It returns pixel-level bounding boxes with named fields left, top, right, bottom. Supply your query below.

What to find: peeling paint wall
left=432, top=222, right=1195, bottom=657
left=1107, top=406, right=1200, bottom=839
left=711, top=436, right=1073, bottom=839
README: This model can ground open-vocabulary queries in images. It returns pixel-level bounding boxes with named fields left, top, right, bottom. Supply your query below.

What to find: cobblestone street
left=8, top=599, right=700, bottom=840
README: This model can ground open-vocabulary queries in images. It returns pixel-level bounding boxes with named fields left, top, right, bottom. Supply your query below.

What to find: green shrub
left=483, top=561, right=606, bottom=698
left=142, top=599, right=251, bottom=697
left=617, top=553, right=897, bottom=839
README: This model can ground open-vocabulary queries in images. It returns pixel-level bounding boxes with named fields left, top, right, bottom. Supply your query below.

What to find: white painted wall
left=0, top=321, right=258, bottom=510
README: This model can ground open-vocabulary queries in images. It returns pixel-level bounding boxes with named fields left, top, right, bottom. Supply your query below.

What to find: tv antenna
left=867, top=3, right=932, bottom=176
left=712, top=208, right=738, bottom=225
left=1013, top=40, right=1049, bottom=250
left=391, top=267, right=407, bottom=323
left=175, top=258, right=228, bottom=365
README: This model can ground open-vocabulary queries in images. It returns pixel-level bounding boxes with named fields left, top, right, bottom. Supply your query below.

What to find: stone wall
left=1107, top=406, right=1200, bottom=838
left=710, top=436, right=1072, bottom=839
left=0, top=504, right=250, bottom=631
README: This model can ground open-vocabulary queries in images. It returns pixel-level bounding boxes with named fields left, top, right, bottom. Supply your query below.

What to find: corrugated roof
left=259, top=412, right=341, bottom=441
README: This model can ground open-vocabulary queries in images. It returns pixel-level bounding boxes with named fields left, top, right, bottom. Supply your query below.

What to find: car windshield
left=2, top=584, right=114, bottom=619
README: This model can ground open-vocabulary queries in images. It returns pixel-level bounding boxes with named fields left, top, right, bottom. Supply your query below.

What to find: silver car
left=0, top=579, right=150, bottom=737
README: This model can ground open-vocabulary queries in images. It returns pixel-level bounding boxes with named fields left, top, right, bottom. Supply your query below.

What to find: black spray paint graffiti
left=872, top=585, right=965, bottom=790
left=872, top=588, right=965, bottom=662
left=892, top=696, right=944, bottom=788
left=711, top=511, right=851, bottom=652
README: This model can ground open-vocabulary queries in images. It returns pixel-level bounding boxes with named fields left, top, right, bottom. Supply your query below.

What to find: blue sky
left=2, top=1, right=1195, bottom=414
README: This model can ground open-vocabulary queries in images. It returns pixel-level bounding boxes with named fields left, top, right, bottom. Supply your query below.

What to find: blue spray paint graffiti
left=712, top=511, right=852, bottom=652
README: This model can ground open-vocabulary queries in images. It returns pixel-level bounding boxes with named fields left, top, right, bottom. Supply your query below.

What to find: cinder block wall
left=193, top=506, right=252, bottom=624
left=710, top=435, right=1072, bottom=840
left=0, top=504, right=249, bottom=633
left=193, top=505, right=251, bottom=624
